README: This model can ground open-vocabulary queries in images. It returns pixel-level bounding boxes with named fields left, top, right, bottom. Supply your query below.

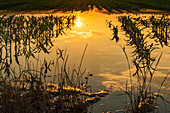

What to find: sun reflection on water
left=75, top=18, right=82, bottom=27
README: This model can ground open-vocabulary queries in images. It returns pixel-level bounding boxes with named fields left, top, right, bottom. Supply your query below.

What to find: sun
left=75, top=18, right=82, bottom=27
left=75, top=21, right=82, bottom=27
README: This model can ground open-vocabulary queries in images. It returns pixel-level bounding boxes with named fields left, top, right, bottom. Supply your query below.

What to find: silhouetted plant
left=0, top=45, right=108, bottom=113
left=108, top=15, right=170, bottom=113
left=0, top=15, right=76, bottom=77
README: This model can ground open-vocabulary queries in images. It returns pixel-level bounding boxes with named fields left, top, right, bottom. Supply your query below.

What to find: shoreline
left=0, top=8, right=170, bottom=15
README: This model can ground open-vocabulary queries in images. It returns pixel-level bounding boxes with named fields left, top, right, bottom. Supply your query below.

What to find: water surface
left=5, top=11, right=170, bottom=112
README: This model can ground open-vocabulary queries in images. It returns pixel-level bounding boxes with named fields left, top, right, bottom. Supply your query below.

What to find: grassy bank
left=0, top=0, right=170, bottom=13
left=0, top=0, right=92, bottom=12
left=95, top=0, right=170, bottom=13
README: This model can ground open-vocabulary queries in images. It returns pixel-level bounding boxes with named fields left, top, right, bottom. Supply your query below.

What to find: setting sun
left=75, top=21, right=82, bottom=27
left=75, top=18, right=82, bottom=27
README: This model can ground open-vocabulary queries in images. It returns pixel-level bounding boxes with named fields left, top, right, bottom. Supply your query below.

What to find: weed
left=108, top=15, right=170, bottom=112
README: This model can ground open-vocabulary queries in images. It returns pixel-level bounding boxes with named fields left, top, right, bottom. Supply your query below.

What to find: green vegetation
left=0, top=0, right=93, bottom=12
left=0, top=15, right=110, bottom=112
left=96, top=0, right=170, bottom=12
left=0, top=50, right=93, bottom=112
left=0, top=0, right=170, bottom=13
left=107, top=15, right=170, bottom=112
left=0, top=15, right=75, bottom=68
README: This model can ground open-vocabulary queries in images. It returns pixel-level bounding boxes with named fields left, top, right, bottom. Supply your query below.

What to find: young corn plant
left=108, top=15, right=170, bottom=113
left=0, top=14, right=92, bottom=112
left=0, top=14, right=109, bottom=112
left=0, top=15, right=75, bottom=77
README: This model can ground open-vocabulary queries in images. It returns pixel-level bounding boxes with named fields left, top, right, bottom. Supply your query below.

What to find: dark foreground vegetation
left=0, top=0, right=170, bottom=13
left=0, top=15, right=111, bottom=113
left=0, top=2, right=170, bottom=112
left=0, top=13, right=169, bottom=112
left=107, top=15, right=170, bottom=112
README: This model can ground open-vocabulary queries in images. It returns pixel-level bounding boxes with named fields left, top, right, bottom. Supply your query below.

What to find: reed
left=0, top=15, right=76, bottom=76
left=0, top=14, right=82, bottom=112
left=0, top=46, right=96, bottom=112
left=108, top=15, right=170, bottom=112
left=0, top=14, right=110, bottom=112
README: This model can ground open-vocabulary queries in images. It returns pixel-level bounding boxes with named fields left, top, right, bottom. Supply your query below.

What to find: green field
left=0, top=0, right=170, bottom=13
left=96, top=0, right=170, bottom=12
left=0, top=0, right=92, bottom=11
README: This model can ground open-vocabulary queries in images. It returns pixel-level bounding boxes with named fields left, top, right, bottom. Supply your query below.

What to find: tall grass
left=0, top=14, right=85, bottom=112
left=0, top=15, right=76, bottom=76
left=108, top=15, right=170, bottom=112
left=0, top=44, right=96, bottom=112
left=0, top=15, right=109, bottom=112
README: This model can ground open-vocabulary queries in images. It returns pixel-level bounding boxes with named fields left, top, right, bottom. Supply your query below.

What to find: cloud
left=70, top=30, right=92, bottom=39
left=98, top=67, right=170, bottom=92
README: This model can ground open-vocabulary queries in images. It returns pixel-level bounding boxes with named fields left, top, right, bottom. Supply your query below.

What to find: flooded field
left=0, top=10, right=170, bottom=112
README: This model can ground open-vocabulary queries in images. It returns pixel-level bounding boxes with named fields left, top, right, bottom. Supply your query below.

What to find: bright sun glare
left=75, top=18, right=82, bottom=27
left=76, top=21, right=82, bottom=27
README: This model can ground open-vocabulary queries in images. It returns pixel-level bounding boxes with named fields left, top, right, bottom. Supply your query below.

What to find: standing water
left=0, top=10, right=170, bottom=112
